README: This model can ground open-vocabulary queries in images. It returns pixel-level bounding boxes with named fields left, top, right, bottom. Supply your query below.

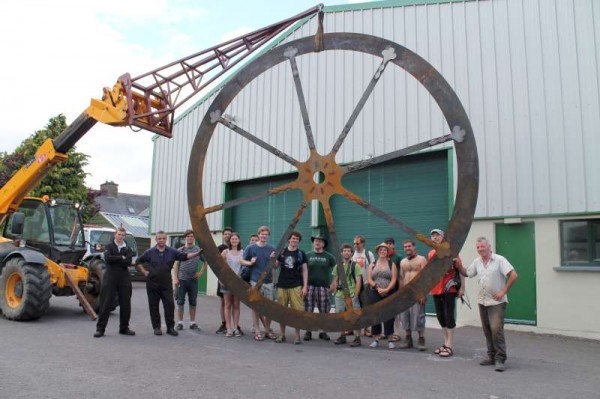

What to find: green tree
left=0, top=114, right=99, bottom=221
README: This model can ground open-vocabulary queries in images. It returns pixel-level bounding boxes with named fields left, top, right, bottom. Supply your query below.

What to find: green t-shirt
left=389, top=253, right=401, bottom=272
left=332, top=261, right=363, bottom=298
left=306, top=250, right=336, bottom=287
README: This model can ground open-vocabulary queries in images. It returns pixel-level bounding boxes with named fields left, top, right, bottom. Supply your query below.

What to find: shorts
left=401, top=301, right=426, bottom=332
left=304, top=286, right=330, bottom=313
left=250, top=280, right=274, bottom=301
left=176, top=279, right=198, bottom=307
left=277, top=287, right=304, bottom=310
left=334, top=295, right=360, bottom=313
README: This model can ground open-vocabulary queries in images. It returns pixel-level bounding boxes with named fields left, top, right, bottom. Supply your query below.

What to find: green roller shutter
left=227, top=173, right=312, bottom=250
left=330, top=150, right=450, bottom=313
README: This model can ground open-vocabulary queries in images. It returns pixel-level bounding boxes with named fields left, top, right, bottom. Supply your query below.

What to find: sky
left=0, top=0, right=372, bottom=195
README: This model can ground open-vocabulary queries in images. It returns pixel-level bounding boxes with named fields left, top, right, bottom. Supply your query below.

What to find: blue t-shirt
left=243, top=243, right=275, bottom=283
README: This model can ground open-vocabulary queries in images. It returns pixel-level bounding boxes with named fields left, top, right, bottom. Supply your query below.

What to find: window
left=560, top=219, right=600, bottom=266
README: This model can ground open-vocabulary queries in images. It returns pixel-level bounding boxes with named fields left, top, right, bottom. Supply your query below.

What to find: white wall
left=457, top=218, right=600, bottom=340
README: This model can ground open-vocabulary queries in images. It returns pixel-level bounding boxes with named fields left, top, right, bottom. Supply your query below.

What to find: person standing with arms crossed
left=94, top=227, right=135, bottom=338
left=173, top=230, right=206, bottom=331
left=135, top=230, right=202, bottom=336
left=455, top=236, right=518, bottom=372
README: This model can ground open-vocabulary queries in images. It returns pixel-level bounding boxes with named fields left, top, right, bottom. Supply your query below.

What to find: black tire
left=84, top=259, right=118, bottom=313
left=0, top=257, right=52, bottom=321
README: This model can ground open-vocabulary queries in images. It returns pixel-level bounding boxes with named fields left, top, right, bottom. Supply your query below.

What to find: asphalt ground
left=1, top=282, right=599, bottom=399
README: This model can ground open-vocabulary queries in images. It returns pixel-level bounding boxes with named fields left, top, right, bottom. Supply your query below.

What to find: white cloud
left=0, top=0, right=336, bottom=196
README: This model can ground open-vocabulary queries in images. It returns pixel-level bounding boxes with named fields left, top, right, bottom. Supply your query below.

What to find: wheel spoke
left=342, top=126, right=466, bottom=174
left=284, top=46, right=316, bottom=150
left=211, top=110, right=299, bottom=166
left=321, top=201, right=355, bottom=310
left=339, top=188, right=429, bottom=245
left=253, top=200, right=309, bottom=292
left=331, top=46, right=397, bottom=154
left=197, top=182, right=297, bottom=217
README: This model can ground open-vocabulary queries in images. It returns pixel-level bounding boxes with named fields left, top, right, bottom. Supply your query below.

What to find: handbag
left=238, top=266, right=251, bottom=283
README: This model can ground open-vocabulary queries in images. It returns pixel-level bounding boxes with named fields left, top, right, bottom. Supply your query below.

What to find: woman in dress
left=221, top=232, right=243, bottom=337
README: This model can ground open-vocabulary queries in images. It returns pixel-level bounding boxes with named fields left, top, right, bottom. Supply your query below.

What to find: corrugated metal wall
left=151, top=0, right=600, bottom=234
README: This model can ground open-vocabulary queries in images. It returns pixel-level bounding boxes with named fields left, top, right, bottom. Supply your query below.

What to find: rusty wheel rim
left=188, top=33, right=478, bottom=331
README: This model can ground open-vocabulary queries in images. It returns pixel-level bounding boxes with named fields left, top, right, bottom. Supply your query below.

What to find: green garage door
left=330, top=150, right=450, bottom=313
left=227, top=173, right=313, bottom=251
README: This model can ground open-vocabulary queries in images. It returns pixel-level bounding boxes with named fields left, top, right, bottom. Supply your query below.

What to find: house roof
left=99, top=212, right=150, bottom=238
left=95, top=192, right=150, bottom=216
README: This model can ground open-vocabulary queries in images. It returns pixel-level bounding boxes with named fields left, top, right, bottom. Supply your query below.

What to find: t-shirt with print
left=332, top=261, right=362, bottom=299
left=276, top=247, right=306, bottom=289
left=306, top=250, right=336, bottom=287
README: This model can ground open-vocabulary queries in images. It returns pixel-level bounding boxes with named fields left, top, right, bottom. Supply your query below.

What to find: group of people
left=93, top=225, right=518, bottom=372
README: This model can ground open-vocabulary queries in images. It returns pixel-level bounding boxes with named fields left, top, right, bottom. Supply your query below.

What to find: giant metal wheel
left=188, top=33, right=478, bottom=332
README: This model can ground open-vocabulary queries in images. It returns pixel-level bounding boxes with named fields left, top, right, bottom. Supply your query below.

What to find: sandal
left=275, top=335, right=286, bottom=343
left=434, top=345, right=447, bottom=355
left=439, top=347, right=454, bottom=357
left=266, top=331, right=277, bottom=340
left=254, top=333, right=264, bottom=341
left=389, top=335, right=401, bottom=342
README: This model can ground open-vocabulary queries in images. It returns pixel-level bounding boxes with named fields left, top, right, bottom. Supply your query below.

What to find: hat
left=374, top=242, right=390, bottom=253
left=311, top=235, right=328, bottom=248
left=384, top=237, right=395, bottom=244
left=430, top=229, right=444, bottom=236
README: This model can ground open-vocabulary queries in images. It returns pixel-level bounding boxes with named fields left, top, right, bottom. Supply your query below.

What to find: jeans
left=176, top=279, right=198, bottom=308
left=479, top=302, right=507, bottom=362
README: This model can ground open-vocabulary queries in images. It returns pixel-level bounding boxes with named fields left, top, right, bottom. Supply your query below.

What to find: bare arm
left=493, top=269, right=518, bottom=301
left=173, top=261, right=180, bottom=285
left=366, top=262, right=376, bottom=288
left=301, top=263, right=308, bottom=297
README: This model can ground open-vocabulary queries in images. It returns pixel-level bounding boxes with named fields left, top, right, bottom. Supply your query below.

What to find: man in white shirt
left=457, top=237, right=518, bottom=372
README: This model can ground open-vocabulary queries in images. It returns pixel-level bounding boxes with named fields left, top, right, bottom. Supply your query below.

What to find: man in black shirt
left=94, top=227, right=135, bottom=338
left=135, top=230, right=202, bottom=336
left=274, top=231, right=307, bottom=344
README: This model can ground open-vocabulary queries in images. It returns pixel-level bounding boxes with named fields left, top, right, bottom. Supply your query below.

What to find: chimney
left=100, top=181, right=118, bottom=197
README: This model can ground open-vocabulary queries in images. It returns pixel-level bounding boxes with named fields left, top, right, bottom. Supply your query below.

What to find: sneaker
left=318, top=332, right=331, bottom=341
left=190, top=323, right=200, bottom=330
left=216, top=322, right=227, bottom=334
left=349, top=337, right=362, bottom=347
left=388, top=342, right=396, bottom=349
left=153, top=328, right=162, bottom=336
left=480, top=357, right=495, bottom=366
left=234, top=329, right=242, bottom=337
left=294, top=337, right=302, bottom=345
left=93, top=330, right=104, bottom=338
left=369, top=340, right=379, bottom=348
left=225, top=330, right=234, bottom=337
left=119, top=328, right=135, bottom=336
left=176, top=323, right=184, bottom=331
left=494, top=360, right=505, bottom=372
left=236, top=326, right=244, bottom=336
left=250, top=325, right=256, bottom=334
left=303, top=331, right=312, bottom=341
left=417, top=336, right=426, bottom=351
left=334, top=336, right=347, bottom=345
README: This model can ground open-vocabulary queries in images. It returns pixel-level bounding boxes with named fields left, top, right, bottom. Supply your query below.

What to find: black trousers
left=96, top=267, right=132, bottom=331
left=368, top=287, right=395, bottom=336
left=146, top=278, right=175, bottom=330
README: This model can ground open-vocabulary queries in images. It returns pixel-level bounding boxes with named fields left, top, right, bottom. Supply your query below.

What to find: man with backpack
left=351, top=235, right=375, bottom=336
left=331, top=243, right=362, bottom=347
